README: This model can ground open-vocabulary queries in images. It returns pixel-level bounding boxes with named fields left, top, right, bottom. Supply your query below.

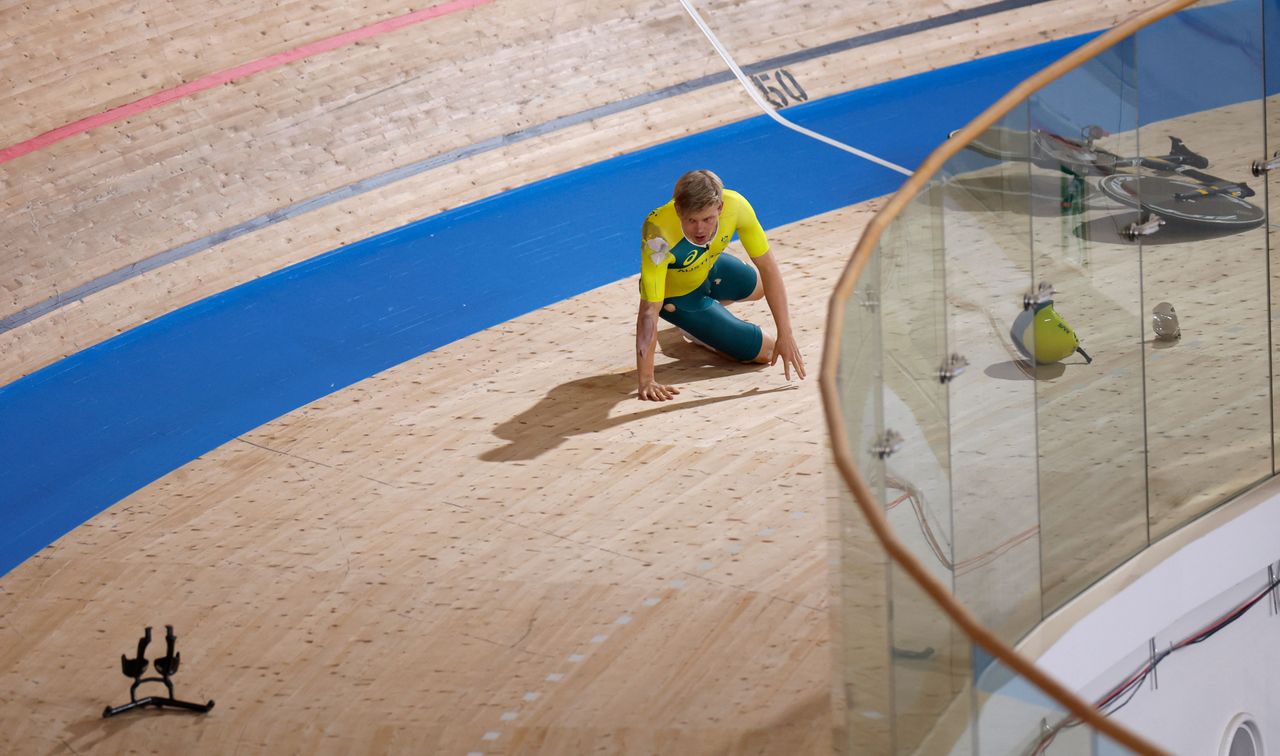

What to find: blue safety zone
left=0, top=1, right=1268, bottom=579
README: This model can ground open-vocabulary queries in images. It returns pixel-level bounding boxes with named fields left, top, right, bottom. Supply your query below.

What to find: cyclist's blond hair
left=673, top=170, right=723, bottom=216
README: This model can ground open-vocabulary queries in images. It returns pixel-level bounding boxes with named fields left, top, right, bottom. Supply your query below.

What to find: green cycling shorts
left=659, top=254, right=763, bottom=362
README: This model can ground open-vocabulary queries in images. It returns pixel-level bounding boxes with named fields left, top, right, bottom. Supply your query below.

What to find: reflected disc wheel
left=958, top=125, right=1035, bottom=161
left=1098, top=174, right=1264, bottom=227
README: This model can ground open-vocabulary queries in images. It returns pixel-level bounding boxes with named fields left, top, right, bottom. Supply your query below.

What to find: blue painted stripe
left=0, top=36, right=1088, bottom=578
left=3, top=5, right=1260, bottom=579
left=0, top=0, right=1062, bottom=336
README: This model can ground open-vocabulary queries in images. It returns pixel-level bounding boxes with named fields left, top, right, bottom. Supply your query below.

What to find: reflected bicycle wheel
left=1098, top=174, right=1264, bottom=228
left=954, top=125, right=1035, bottom=161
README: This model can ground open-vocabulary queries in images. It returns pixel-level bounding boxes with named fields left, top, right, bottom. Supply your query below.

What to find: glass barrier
left=1135, top=0, right=1271, bottom=539
left=975, top=652, right=1100, bottom=755
left=824, top=0, right=1280, bottom=752
left=1270, top=0, right=1280, bottom=472
left=878, top=180, right=962, bottom=755
left=941, top=100, right=1044, bottom=644
left=1027, top=33, right=1149, bottom=613
left=832, top=226, right=892, bottom=754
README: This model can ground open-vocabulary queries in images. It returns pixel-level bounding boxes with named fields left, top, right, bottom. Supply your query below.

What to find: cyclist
left=635, top=169, right=804, bottom=401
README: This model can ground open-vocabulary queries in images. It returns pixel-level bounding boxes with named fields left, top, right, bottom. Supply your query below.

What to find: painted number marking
left=751, top=69, right=809, bottom=109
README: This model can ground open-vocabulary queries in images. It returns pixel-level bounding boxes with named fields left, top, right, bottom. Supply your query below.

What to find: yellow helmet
left=1010, top=300, right=1092, bottom=365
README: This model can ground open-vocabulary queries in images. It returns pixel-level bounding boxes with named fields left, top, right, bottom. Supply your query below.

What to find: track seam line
left=0, top=0, right=496, bottom=165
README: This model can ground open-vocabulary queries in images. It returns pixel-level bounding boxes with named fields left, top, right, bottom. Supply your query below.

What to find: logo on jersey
left=672, top=238, right=713, bottom=270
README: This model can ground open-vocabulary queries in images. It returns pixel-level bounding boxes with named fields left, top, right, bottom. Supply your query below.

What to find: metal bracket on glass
left=870, top=429, right=904, bottom=459
left=1252, top=150, right=1280, bottom=177
left=1023, top=281, right=1055, bottom=310
left=1123, top=214, right=1164, bottom=242
left=938, top=353, right=968, bottom=384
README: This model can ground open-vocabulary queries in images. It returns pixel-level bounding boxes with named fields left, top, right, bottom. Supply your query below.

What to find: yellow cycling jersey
left=639, top=189, right=770, bottom=302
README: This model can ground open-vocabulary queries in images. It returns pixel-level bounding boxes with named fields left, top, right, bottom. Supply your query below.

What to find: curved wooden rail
left=819, top=0, right=1204, bottom=753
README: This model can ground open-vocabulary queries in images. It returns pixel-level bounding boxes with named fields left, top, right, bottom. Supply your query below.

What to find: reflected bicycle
left=956, top=125, right=1264, bottom=237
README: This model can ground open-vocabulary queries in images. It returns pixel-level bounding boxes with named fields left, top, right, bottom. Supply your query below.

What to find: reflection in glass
left=1027, top=38, right=1148, bottom=613
left=1267, top=0, right=1280, bottom=483
left=834, top=249, right=892, bottom=753
left=941, top=103, right=1044, bottom=644
left=889, top=566, right=975, bottom=754
left=878, top=185, right=963, bottom=753
left=1137, top=0, right=1271, bottom=537
left=830, top=1, right=1280, bottom=752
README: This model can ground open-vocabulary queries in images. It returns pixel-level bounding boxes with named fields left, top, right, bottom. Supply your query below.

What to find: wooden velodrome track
left=0, top=1, right=1156, bottom=753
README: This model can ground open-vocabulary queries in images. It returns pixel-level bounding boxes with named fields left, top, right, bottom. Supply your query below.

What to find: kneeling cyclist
left=635, top=169, right=804, bottom=401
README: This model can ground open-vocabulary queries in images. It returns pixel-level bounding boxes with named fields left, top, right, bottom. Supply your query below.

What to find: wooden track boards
left=0, top=0, right=1164, bottom=753
left=0, top=203, right=874, bottom=754
left=1, top=0, right=1154, bottom=386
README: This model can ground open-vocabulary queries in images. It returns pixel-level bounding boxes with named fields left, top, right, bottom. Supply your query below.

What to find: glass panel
left=879, top=185, right=952, bottom=588
left=1137, top=0, right=1271, bottom=538
left=974, top=652, right=1139, bottom=754
left=837, top=247, right=887, bottom=519
left=941, top=104, right=1044, bottom=643
left=834, top=247, right=892, bottom=754
left=1027, top=38, right=1149, bottom=613
left=974, top=652, right=1073, bottom=754
left=1267, top=0, right=1280, bottom=474
left=830, top=4, right=1276, bottom=755
left=888, top=566, right=977, bottom=755
left=878, top=180, right=964, bottom=753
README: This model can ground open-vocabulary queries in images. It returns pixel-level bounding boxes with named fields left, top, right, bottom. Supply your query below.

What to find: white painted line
left=642, top=597, right=661, bottom=607
left=482, top=731, right=500, bottom=741
left=523, top=691, right=541, bottom=702
left=670, top=579, right=687, bottom=589
left=568, top=653, right=586, bottom=663
left=546, top=672, right=565, bottom=682
left=678, top=0, right=913, bottom=176
left=590, top=634, right=608, bottom=644
left=758, top=528, right=776, bottom=537
left=615, top=615, right=633, bottom=625
left=501, top=712, right=518, bottom=722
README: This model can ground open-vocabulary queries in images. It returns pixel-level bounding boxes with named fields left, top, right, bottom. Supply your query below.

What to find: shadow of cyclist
left=482, top=328, right=798, bottom=462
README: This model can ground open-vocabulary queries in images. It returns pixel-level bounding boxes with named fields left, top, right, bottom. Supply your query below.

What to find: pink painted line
left=0, top=0, right=495, bottom=165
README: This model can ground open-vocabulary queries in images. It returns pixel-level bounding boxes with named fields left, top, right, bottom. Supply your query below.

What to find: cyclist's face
left=679, top=202, right=722, bottom=246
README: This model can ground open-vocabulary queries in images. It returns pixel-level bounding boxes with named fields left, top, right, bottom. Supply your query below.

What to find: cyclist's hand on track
left=771, top=332, right=806, bottom=381
left=639, top=380, right=680, bottom=401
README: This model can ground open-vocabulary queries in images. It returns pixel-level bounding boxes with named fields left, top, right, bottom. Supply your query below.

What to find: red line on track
left=0, top=0, right=495, bottom=165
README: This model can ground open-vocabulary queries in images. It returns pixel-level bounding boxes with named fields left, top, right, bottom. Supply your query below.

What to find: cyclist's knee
left=753, top=332, right=775, bottom=363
